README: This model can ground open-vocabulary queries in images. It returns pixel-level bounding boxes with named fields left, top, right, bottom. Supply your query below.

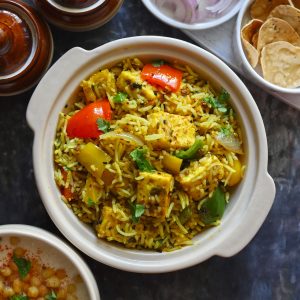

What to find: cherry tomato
left=66, top=99, right=112, bottom=139
left=141, top=64, right=183, bottom=92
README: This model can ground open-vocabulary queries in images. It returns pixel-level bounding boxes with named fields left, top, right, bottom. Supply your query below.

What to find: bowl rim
left=0, top=224, right=101, bottom=300
left=235, top=0, right=300, bottom=94
left=26, top=36, right=275, bottom=273
left=141, top=0, right=243, bottom=30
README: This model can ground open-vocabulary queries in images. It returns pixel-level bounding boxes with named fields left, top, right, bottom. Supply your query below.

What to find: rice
left=53, top=57, right=245, bottom=252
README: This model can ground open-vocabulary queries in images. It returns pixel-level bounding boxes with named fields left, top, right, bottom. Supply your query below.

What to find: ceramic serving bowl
left=235, top=0, right=300, bottom=95
left=141, top=0, right=243, bottom=30
left=0, top=224, right=100, bottom=299
left=26, top=36, right=275, bottom=273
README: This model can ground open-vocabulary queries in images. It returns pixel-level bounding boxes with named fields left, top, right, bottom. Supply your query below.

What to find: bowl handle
left=26, top=47, right=88, bottom=131
left=215, top=173, right=276, bottom=257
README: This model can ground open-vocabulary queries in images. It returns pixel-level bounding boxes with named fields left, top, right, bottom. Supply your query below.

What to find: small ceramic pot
left=0, top=0, right=53, bottom=96
left=34, top=0, right=124, bottom=31
left=26, top=36, right=276, bottom=273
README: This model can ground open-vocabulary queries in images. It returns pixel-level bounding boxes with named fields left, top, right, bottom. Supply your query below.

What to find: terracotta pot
left=34, top=0, right=124, bottom=31
left=0, top=0, right=53, bottom=96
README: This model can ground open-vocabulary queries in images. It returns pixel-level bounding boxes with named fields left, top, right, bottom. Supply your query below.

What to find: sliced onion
left=154, top=0, right=232, bottom=24
left=216, top=133, right=243, bottom=154
left=206, top=0, right=233, bottom=14
left=155, top=0, right=187, bottom=21
left=182, top=0, right=197, bottom=23
left=100, top=132, right=144, bottom=146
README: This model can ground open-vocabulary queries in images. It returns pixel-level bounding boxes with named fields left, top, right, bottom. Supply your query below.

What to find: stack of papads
left=241, top=0, right=300, bottom=88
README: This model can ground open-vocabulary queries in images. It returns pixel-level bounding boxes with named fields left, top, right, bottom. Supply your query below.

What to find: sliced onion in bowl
left=206, top=0, right=233, bottom=14
left=154, top=0, right=232, bottom=24
left=100, top=132, right=144, bottom=146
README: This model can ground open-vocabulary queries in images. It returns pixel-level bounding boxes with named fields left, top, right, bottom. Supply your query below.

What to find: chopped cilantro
left=203, top=96, right=227, bottom=113
left=218, top=88, right=230, bottom=102
left=220, top=125, right=232, bottom=137
left=129, top=202, right=145, bottom=223
left=87, top=197, right=95, bottom=207
left=203, top=88, right=230, bottom=113
left=97, top=118, right=111, bottom=133
left=13, top=255, right=31, bottom=279
left=130, top=148, right=155, bottom=172
left=151, top=59, right=165, bottom=67
left=10, top=295, right=28, bottom=300
left=45, top=290, right=57, bottom=300
left=113, top=92, right=128, bottom=103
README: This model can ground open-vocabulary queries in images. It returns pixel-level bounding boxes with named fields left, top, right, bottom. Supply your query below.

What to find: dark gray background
left=1, top=0, right=299, bottom=299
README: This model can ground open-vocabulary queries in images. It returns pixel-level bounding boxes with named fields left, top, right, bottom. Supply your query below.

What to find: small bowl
left=0, top=224, right=100, bottom=299
left=141, top=0, right=243, bottom=30
left=26, top=36, right=275, bottom=273
left=235, top=0, right=300, bottom=94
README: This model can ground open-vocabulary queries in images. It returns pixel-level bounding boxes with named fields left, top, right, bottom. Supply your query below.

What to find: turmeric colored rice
left=53, top=57, right=245, bottom=252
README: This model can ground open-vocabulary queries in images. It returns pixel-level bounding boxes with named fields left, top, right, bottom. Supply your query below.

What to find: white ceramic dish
left=141, top=0, right=243, bottom=30
left=235, top=0, right=300, bottom=95
left=0, top=224, right=100, bottom=299
left=26, top=36, right=275, bottom=273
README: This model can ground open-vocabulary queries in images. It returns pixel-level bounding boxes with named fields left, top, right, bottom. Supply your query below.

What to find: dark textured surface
left=1, top=1, right=300, bottom=299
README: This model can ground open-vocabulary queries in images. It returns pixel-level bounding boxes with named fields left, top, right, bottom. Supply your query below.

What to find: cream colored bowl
left=26, top=36, right=275, bottom=273
left=0, top=225, right=100, bottom=299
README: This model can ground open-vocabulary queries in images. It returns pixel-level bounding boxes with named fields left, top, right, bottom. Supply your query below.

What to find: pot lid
left=53, top=0, right=99, bottom=8
left=0, top=0, right=53, bottom=96
left=0, top=9, right=33, bottom=77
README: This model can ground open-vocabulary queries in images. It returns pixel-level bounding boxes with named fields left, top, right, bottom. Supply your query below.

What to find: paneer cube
left=177, top=154, right=225, bottom=200
left=90, top=69, right=117, bottom=99
left=147, top=111, right=196, bottom=150
left=81, top=69, right=116, bottom=102
left=116, top=70, right=156, bottom=100
left=137, top=171, right=174, bottom=219
left=96, top=206, right=119, bottom=239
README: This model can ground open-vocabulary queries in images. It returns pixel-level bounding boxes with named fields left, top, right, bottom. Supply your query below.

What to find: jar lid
left=0, top=0, right=53, bottom=96
left=53, top=0, right=99, bottom=9
left=34, top=0, right=124, bottom=31
left=0, top=9, right=33, bottom=77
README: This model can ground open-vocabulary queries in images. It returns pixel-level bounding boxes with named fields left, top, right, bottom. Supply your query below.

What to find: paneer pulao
left=54, top=57, right=245, bottom=251
left=147, top=111, right=196, bottom=150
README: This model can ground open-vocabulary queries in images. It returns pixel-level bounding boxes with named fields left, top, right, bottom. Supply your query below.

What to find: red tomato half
left=66, top=99, right=112, bottom=139
left=141, top=64, right=183, bottom=92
